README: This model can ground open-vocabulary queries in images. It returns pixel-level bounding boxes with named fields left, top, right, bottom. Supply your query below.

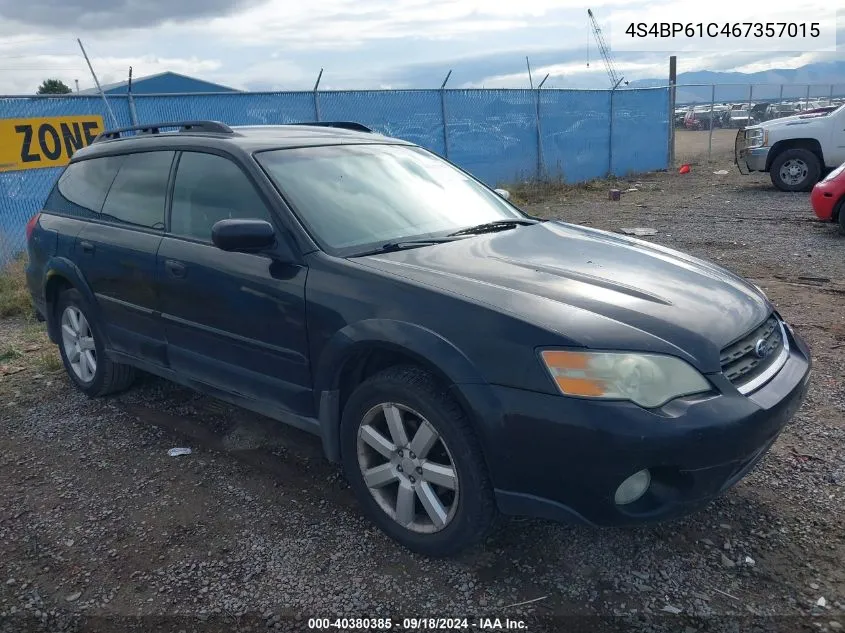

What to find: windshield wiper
left=383, top=237, right=459, bottom=249
left=447, top=218, right=538, bottom=237
left=353, top=237, right=460, bottom=256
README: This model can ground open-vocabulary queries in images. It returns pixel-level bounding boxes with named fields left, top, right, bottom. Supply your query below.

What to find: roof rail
left=290, top=121, right=373, bottom=133
left=92, top=120, right=234, bottom=143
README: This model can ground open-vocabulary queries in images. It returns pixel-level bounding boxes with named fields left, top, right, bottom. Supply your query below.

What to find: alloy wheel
left=356, top=403, right=459, bottom=533
left=61, top=306, right=97, bottom=382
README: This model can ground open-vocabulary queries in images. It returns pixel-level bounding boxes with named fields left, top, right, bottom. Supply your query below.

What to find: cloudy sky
left=0, top=0, right=840, bottom=94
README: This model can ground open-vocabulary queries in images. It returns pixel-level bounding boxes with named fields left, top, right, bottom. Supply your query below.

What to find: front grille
left=720, top=315, right=784, bottom=387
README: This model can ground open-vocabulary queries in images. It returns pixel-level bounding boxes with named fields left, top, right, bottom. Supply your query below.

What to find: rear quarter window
left=44, top=155, right=124, bottom=218
left=100, top=151, right=175, bottom=230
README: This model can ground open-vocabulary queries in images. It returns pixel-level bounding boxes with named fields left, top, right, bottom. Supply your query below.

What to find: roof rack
left=92, top=120, right=234, bottom=143
left=289, top=121, right=373, bottom=133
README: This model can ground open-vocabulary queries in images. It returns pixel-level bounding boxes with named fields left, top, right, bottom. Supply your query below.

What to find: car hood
left=355, top=221, right=771, bottom=370
left=757, top=111, right=832, bottom=130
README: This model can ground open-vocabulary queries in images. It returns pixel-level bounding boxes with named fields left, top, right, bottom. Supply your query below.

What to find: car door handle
left=165, top=260, right=187, bottom=279
left=80, top=241, right=94, bottom=254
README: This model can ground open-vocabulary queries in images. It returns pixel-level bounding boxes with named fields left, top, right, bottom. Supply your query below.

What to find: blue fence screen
left=0, top=88, right=669, bottom=263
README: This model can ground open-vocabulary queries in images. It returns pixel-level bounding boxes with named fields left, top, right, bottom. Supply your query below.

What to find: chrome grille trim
left=719, top=316, right=789, bottom=395
left=735, top=321, right=789, bottom=394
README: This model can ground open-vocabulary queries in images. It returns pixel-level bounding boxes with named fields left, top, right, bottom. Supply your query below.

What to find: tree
left=36, top=79, right=72, bottom=95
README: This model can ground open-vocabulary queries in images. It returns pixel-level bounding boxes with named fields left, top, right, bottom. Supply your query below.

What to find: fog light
left=614, top=469, right=651, bottom=505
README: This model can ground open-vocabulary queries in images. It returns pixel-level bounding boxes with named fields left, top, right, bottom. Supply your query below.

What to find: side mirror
left=211, top=218, right=276, bottom=253
left=494, top=188, right=511, bottom=201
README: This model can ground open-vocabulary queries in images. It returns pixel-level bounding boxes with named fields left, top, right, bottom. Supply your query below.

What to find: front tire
left=769, top=148, right=821, bottom=192
left=56, top=288, right=136, bottom=397
left=340, top=366, right=495, bottom=557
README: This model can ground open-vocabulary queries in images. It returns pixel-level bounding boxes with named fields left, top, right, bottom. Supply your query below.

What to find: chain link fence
left=669, top=83, right=845, bottom=163
left=1, top=87, right=671, bottom=264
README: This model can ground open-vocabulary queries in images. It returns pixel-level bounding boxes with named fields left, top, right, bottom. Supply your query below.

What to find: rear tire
left=769, top=148, right=821, bottom=192
left=340, top=365, right=495, bottom=557
left=56, top=288, right=135, bottom=397
left=836, top=199, right=845, bottom=236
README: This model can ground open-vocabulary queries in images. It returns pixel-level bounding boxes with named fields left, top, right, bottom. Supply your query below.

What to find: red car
left=811, top=161, right=845, bottom=234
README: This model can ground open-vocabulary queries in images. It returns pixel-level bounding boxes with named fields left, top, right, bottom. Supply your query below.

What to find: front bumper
left=470, top=323, right=811, bottom=527
left=744, top=148, right=769, bottom=172
left=736, top=147, right=769, bottom=173
left=734, top=129, right=769, bottom=173
left=810, top=180, right=841, bottom=221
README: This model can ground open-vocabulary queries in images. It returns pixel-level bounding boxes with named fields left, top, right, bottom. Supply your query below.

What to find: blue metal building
left=77, top=71, right=239, bottom=95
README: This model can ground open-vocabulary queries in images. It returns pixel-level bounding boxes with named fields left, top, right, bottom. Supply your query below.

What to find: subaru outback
left=26, top=120, right=812, bottom=557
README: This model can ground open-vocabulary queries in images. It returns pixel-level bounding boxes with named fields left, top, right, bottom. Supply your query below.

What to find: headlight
left=745, top=129, right=765, bottom=148
left=540, top=350, right=711, bottom=408
left=824, top=161, right=845, bottom=182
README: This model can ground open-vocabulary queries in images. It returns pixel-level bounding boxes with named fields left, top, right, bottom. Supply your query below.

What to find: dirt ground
left=1, top=135, right=843, bottom=633
left=673, top=128, right=739, bottom=166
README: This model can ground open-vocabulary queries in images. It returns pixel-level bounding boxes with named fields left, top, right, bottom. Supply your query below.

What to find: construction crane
left=587, top=8, right=626, bottom=89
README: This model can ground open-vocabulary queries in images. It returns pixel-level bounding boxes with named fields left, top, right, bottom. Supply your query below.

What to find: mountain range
left=379, top=55, right=845, bottom=104
left=630, top=61, right=845, bottom=104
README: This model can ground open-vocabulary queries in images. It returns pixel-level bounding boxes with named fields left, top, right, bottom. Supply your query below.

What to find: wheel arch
left=833, top=195, right=845, bottom=223
left=42, top=257, right=97, bottom=344
left=765, top=138, right=824, bottom=171
left=834, top=196, right=845, bottom=236
left=313, top=319, right=493, bottom=464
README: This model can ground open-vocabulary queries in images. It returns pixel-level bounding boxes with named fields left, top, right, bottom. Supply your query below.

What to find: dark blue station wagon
left=26, top=120, right=811, bottom=557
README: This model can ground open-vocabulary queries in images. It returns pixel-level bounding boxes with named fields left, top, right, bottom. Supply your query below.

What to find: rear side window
left=45, top=156, right=124, bottom=218
left=100, top=151, right=175, bottom=230
left=170, top=151, right=272, bottom=241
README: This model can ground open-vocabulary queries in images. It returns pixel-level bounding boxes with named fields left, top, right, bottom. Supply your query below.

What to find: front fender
left=314, top=319, right=487, bottom=394
left=765, top=138, right=824, bottom=171
left=43, top=256, right=98, bottom=343
left=313, top=319, right=495, bottom=463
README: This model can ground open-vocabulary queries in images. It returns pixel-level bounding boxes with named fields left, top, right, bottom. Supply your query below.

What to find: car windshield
left=255, top=144, right=526, bottom=256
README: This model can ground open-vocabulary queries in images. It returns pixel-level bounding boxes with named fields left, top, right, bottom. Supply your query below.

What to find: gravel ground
left=672, top=128, right=738, bottom=166
left=1, top=142, right=844, bottom=633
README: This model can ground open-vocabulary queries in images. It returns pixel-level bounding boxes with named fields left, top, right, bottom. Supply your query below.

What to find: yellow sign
left=0, top=115, right=104, bottom=173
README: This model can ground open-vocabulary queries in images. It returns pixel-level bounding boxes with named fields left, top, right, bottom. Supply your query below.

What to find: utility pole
left=77, top=38, right=118, bottom=128
left=440, top=70, right=452, bottom=159
left=669, top=56, right=677, bottom=100
left=668, top=56, right=677, bottom=167
left=127, top=66, right=138, bottom=125
left=313, top=68, right=323, bottom=121
left=74, top=79, right=80, bottom=92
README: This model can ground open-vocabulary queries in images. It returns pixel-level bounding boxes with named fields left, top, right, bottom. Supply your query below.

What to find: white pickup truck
left=735, top=103, right=845, bottom=191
